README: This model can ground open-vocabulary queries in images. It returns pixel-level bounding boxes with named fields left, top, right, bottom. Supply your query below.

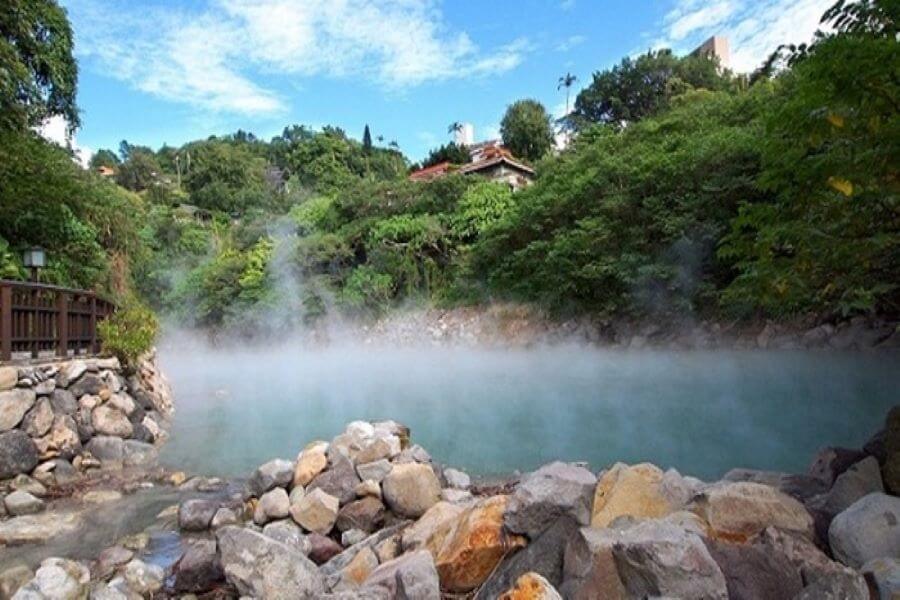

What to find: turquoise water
left=158, top=342, right=899, bottom=481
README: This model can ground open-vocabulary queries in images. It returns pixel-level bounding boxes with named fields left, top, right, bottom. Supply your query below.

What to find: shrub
left=97, top=301, right=159, bottom=368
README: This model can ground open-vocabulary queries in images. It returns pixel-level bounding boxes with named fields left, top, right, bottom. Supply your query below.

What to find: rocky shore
left=2, top=402, right=899, bottom=599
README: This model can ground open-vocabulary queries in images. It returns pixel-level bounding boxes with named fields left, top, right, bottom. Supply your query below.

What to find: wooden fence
left=0, top=280, right=115, bottom=362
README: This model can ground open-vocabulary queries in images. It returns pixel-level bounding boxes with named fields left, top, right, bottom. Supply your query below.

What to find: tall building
left=454, top=123, right=475, bottom=146
left=693, top=36, right=731, bottom=70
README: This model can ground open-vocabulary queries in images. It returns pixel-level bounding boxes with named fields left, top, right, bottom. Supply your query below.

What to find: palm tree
left=448, top=121, right=463, bottom=138
left=558, top=72, right=578, bottom=116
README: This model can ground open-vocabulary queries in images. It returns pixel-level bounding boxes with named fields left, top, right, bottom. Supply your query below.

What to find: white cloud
left=66, top=0, right=528, bottom=115
left=556, top=34, right=586, bottom=52
left=38, top=115, right=93, bottom=168
left=652, top=0, right=832, bottom=72
left=560, top=0, right=576, bottom=10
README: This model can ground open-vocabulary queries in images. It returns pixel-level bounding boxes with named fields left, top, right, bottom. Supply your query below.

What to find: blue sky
left=55, top=0, right=833, bottom=163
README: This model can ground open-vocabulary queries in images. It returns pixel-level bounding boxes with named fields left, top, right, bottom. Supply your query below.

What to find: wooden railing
left=0, top=280, right=115, bottom=362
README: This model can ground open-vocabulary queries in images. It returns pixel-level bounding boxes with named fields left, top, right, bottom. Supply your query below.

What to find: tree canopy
left=500, top=99, right=554, bottom=162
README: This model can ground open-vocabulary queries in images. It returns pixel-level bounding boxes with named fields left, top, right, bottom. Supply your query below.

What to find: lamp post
left=22, top=246, right=46, bottom=282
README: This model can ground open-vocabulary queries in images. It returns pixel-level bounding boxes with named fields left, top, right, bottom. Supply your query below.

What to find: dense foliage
left=500, top=99, right=555, bottom=162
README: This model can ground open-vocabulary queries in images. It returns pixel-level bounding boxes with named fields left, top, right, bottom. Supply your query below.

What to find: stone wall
left=0, top=352, right=173, bottom=481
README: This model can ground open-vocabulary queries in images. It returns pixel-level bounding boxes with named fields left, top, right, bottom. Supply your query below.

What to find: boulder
left=308, top=453, right=361, bottom=506
left=443, top=467, right=472, bottom=490
left=331, top=546, right=378, bottom=591
left=11, top=474, right=46, bottom=497
left=48, top=389, right=77, bottom=415
left=0, top=565, right=33, bottom=599
left=56, top=361, right=86, bottom=388
left=590, top=462, right=673, bottom=528
left=0, top=366, right=17, bottom=391
left=173, top=539, right=224, bottom=593
left=395, top=444, right=432, bottom=464
left=862, top=557, right=900, bottom=600
left=178, top=499, right=220, bottom=531
left=290, top=487, right=340, bottom=535
left=248, top=458, right=294, bottom=497
left=308, top=533, right=344, bottom=565
left=690, top=481, right=814, bottom=542
left=356, top=458, right=392, bottom=483
left=263, top=520, right=312, bottom=555
left=335, top=496, right=385, bottom=533
left=68, top=372, right=105, bottom=398
left=123, top=559, right=164, bottom=595
left=211, top=507, right=240, bottom=529
left=355, top=438, right=394, bottom=465
left=476, top=515, right=579, bottom=600
left=497, top=572, right=562, bottom=600
left=793, top=568, right=869, bottom=599
left=823, top=456, right=884, bottom=515
left=255, top=487, right=290, bottom=524
left=34, top=378, right=55, bottom=396
left=122, top=440, right=157, bottom=466
left=829, top=492, right=900, bottom=568
left=0, top=389, right=36, bottom=431
left=0, top=430, right=39, bottom=479
left=294, top=441, right=329, bottom=487
left=382, top=462, right=442, bottom=518
left=361, top=550, right=440, bottom=600
left=0, top=511, right=82, bottom=545
left=85, top=436, right=125, bottom=464
left=355, top=479, right=381, bottom=499
left=704, top=539, right=802, bottom=600
left=435, top=495, right=527, bottom=593
left=723, top=468, right=828, bottom=502
left=753, top=526, right=850, bottom=584
left=401, top=501, right=465, bottom=554
left=217, top=525, right=325, bottom=598
left=561, top=521, right=727, bottom=600
left=442, top=488, right=474, bottom=505
left=4, top=490, right=45, bottom=516
left=34, top=416, right=81, bottom=461
left=22, top=398, right=53, bottom=438
left=505, top=461, right=596, bottom=538
left=93, top=546, right=134, bottom=580
left=12, top=558, right=89, bottom=600
left=91, top=405, right=133, bottom=438
left=341, top=528, right=368, bottom=547
left=808, top=447, right=867, bottom=487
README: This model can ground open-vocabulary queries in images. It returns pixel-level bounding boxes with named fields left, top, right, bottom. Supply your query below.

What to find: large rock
left=0, top=511, right=82, bottom=545
left=822, top=456, right=884, bottom=515
left=4, top=490, right=45, bottom=516
left=383, top=462, right=442, bottom=518
left=0, top=366, right=17, bottom=391
left=505, top=462, right=596, bottom=539
left=85, top=436, right=124, bottom=464
left=361, top=550, right=440, bottom=600
left=122, top=440, right=157, bottom=466
left=217, top=525, right=325, bottom=599
left=0, top=389, right=36, bottom=431
left=335, top=496, right=385, bottom=533
left=829, top=492, right=900, bottom=568
left=590, top=462, right=675, bottom=528
left=91, top=405, right=133, bottom=438
left=55, top=361, right=86, bottom=388
left=255, top=487, right=291, bottom=524
left=308, top=533, right=344, bottom=565
left=476, top=515, right=579, bottom=600
left=401, top=501, right=465, bottom=554
left=173, top=539, right=224, bottom=593
left=263, top=520, right=312, bottom=555
left=808, top=446, right=867, bottom=487
left=178, top=499, right=220, bottom=531
left=294, top=441, right=329, bottom=487
left=753, top=526, right=854, bottom=585
left=248, top=458, right=294, bottom=497
left=435, top=495, right=527, bottom=593
left=498, top=572, right=562, bottom=600
left=123, top=559, right=164, bottom=595
left=22, top=398, right=53, bottom=438
left=0, top=430, right=39, bottom=478
left=48, top=389, right=77, bottom=415
left=690, top=481, right=814, bottom=542
left=704, top=539, right=802, bottom=600
left=561, top=521, right=727, bottom=600
left=331, top=546, right=379, bottom=590
left=724, top=468, right=827, bottom=502
left=308, top=453, right=361, bottom=506
left=355, top=437, right=395, bottom=465
left=34, top=416, right=81, bottom=461
left=68, top=372, right=105, bottom=398
left=0, top=565, right=33, bottom=599
left=12, top=557, right=89, bottom=600
left=356, top=458, right=392, bottom=483
left=793, top=568, right=869, bottom=599
left=862, top=557, right=900, bottom=600
left=290, top=487, right=339, bottom=535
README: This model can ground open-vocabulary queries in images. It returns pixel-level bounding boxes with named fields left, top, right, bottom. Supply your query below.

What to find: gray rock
left=823, top=456, right=884, bottom=515
left=211, top=507, right=240, bottom=529
left=382, top=462, right=441, bottom=519
left=123, top=559, right=164, bottom=595
left=93, top=546, right=134, bottom=580
left=56, top=361, right=87, bottom=388
left=504, top=461, right=596, bottom=538
left=173, top=539, right=224, bottom=593
left=321, top=523, right=410, bottom=579
left=11, top=474, right=46, bottom=497
left=49, top=389, right=77, bottom=415
left=355, top=458, right=392, bottom=483
left=0, top=430, right=39, bottom=479
left=829, top=493, right=900, bottom=568
left=248, top=458, right=294, bottom=497
left=129, top=422, right=154, bottom=444
left=308, top=453, right=361, bottom=506
left=22, top=398, right=54, bottom=438
left=862, top=557, right=900, bottom=600
left=341, top=528, right=368, bottom=547
left=794, top=568, right=869, bottom=599
left=723, top=468, right=828, bottom=502
left=443, top=467, right=471, bottom=490
left=290, top=487, right=339, bottom=535
left=262, top=520, right=311, bottom=555
left=361, top=550, right=440, bottom=600
left=308, top=533, right=344, bottom=565
left=0, top=389, right=36, bottom=431
left=395, top=444, right=432, bottom=464
left=256, top=487, right=290, bottom=524
left=0, top=366, right=17, bottom=392
left=4, top=490, right=45, bottom=516
left=705, top=539, right=802, bottom=600
left=0, top=511, right=82, bottom=545
left=442, top=488, right=474, bottom=505
left=91, top=405, right=133, bottom=438
left=34, top=378, right=55, bottom=396
left=85, top=436, right=125, bottom=464
left=475, top=515, right=579, bottom=600
left=123, top=440, right=157, bottom=466
left=335, top=496, right=385, bottom=533
left=13, top=557, right=89, bottom=600
left=0, top=565, right=33, bottom=600
left=217, top=525, right=325, bottom=599
left=68, top=373, right=105, bottom=398
left=808, top=447, right=867, bottom=487
left=178, top=499, right=220, bottom=531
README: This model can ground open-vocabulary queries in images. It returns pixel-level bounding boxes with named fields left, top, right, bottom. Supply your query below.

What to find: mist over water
left=158, top=334, right=900, bottom=481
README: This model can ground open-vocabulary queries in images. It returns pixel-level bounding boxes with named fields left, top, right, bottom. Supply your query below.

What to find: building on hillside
left=692, top=36, right=731, bottom=70
left=96, top=166, right=115, bottom=177
left=409, top=161, right=454, bottom=182
left=408, top=141, right=535, bottom=190
left=454, top=123, right=475, bottom=146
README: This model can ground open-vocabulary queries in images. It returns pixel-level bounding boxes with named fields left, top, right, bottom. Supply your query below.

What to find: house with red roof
left=408, top=140, right=534, bottom=190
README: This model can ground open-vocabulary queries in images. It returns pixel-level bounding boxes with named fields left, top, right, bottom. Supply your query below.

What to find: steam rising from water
left=158, top=331, right=900, bottom=481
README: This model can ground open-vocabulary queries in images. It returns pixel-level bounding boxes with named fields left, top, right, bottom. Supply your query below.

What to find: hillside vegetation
left=1, top=0, right=896, bottom=341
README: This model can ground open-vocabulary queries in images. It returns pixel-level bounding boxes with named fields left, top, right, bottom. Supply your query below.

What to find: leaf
left=827, top=177, right=854, bottom=196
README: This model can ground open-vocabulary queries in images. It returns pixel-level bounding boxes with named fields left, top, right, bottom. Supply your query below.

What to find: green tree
left=421, top=142, right=470, bottom=168
left=558, top=72, right=578, bottom=116
left=572, top=49, right=732, bottom=127
left=363, top=124, right=373, bottom=154
left=116, top=149, right=162, bottom=192
left=0, top=0, right=78, bottom=132
left=89, top=148, right=120, bottom=170
left=500, top=99, right=554, bottom=162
